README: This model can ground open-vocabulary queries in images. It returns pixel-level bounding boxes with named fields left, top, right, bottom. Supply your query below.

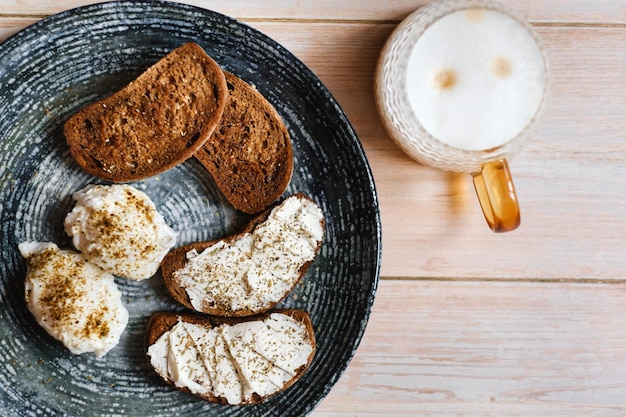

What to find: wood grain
left=0, top=17, right=36, bottom=40
left=0, top=0, right=625, bottom=23
left=312, top=279, right=626, bottom=416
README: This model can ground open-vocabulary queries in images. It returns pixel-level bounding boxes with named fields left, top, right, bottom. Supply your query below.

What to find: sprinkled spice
left=64, top=184, right=177, bottom=280
left=30, top=247, right=90, bottom=329
left=147, top=312, right=314, bottom=405
left=174, top=195, right=324, bottom=313
left=19, top=242, right=129, bottom=357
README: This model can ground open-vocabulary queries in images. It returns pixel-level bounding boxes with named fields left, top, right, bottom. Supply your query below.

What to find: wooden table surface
left=2, top=1, right=626, bottom=415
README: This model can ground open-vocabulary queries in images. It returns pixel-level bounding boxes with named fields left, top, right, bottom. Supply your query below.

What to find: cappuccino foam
left=406, top=8, right=547, bottom=151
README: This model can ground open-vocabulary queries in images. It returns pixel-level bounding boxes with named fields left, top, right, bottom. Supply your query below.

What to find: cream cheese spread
left=147, top=312, right=313, bottom=404
left=173, top=195, right=324, bottom=313
left=19, top=241, right=129, bottom=357
left=64, top=184, right=177, bottom=280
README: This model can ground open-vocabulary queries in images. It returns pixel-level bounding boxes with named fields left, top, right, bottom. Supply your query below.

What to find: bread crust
left=145, top=309, right=316, bottom=405
left=64, top=42, right=228, bottom=182
left=195, top=72, right=293, bottom=214
left=160, top=193, right=323, bottom=317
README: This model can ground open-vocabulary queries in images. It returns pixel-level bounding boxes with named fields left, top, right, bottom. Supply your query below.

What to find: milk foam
left=406, top=9, right=547, bottom=151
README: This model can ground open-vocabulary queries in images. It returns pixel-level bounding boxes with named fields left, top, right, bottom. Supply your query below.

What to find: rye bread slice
left=145, top=309, right=316, bottom=405
left=64, top=42, right=228, bottom=182
left=194, top=72, right=293, bottom=214
left=160, top=193, right=324, bottom=317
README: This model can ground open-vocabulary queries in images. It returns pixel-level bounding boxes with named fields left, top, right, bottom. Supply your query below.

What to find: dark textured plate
left=0, top=1, right=381, bottom=416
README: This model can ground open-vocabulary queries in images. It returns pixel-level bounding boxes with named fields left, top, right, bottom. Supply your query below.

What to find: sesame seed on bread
left=64, top=42, right=228, bottom=182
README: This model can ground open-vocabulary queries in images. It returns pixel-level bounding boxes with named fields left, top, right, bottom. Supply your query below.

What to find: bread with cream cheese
left=160, top=193, right=324, bottom=317
left=64, top=42, right=228, bottom=182
left=145, top=309, right=316, bottom=405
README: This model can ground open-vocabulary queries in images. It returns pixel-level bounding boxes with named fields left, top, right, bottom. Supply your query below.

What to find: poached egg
left=19, top=241, right=129, bottom=357
left=64, top=184, right=177, bottom=280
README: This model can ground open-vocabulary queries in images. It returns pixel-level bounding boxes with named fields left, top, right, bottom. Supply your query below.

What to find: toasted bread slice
left=64, top=42, right=228, bottom=182
left=194, top=71, right=293, bottom=214
left=160, top=194, right=324, bottom=317
left=145, top=309, right=316, bottom=405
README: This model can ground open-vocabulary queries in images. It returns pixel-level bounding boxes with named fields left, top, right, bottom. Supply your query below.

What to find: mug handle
left=472, top=159, right=520, bottom=233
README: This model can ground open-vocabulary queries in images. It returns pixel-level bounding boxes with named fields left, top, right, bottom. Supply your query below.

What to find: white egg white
left=64, top=184, right=177, bottom=280
left=19, top=241, right=129, bottom=357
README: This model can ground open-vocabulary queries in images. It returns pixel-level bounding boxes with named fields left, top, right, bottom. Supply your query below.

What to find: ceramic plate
left=0, top=1, right=381, bottom=416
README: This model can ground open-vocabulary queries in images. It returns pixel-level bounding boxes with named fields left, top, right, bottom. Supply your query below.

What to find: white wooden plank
left=0, top=0, right=624, bottom=24
left=0, top=17, right=36, bottom=41
left=312, top=279, right=626, bottom=416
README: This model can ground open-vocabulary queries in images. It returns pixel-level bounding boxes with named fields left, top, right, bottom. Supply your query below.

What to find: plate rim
left=0, top=1, right=382, bottom=415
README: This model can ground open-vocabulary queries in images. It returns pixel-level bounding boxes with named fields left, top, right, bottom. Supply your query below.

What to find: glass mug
left=375, top=0, right=551, bottom=232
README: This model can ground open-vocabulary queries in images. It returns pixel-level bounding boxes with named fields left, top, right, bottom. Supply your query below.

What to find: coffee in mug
left=376, top=0, right=551, bottom=232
